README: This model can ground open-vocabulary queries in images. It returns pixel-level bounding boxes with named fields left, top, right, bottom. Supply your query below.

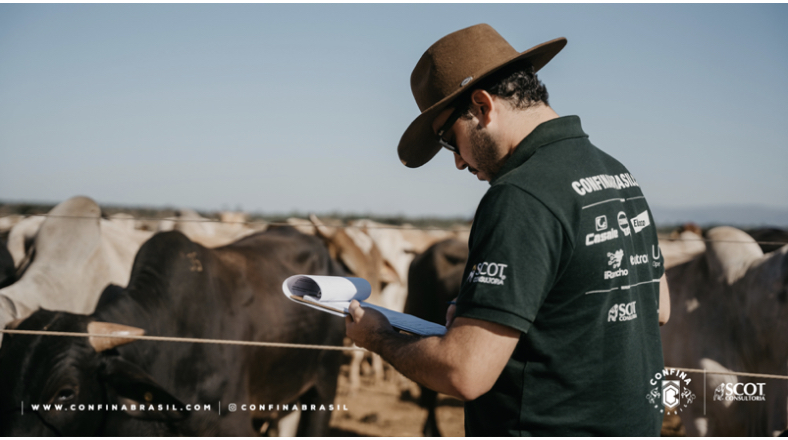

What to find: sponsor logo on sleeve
left=595, top=215, right=608, bottom=231
left=617, top=212, right=631, bottom=236
left=608, top=301, right=637, bottom=322
left=631, top=210, right=651, bottom=233
left=466, top=262, right=508, bottom=286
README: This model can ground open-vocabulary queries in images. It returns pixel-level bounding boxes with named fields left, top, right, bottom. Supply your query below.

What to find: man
left=346, top=24, right=670, bottom=436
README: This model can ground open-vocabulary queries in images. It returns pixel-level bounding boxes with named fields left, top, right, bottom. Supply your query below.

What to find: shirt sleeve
left=455, top=183, right=568, bottom=334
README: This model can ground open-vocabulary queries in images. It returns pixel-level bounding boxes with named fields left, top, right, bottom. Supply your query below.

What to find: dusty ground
left=329, top=363, right=465, bottom=436
left=327, top=359, right=683, bottom=437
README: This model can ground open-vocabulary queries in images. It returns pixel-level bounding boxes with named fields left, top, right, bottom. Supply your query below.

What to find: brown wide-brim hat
left=398, top=24, right=567, bottom=168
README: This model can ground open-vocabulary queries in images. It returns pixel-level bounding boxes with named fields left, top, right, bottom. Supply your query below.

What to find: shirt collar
left=491, top=115, right=587, bottom=185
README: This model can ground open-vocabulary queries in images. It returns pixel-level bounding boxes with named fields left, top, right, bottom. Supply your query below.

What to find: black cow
left=0, top=240, right=14, bottom=289
left=404, top=238, right=468, bottom=437
left=746, top=227, right=788, bottom=254
left=0, top=227, right=346, bottom=436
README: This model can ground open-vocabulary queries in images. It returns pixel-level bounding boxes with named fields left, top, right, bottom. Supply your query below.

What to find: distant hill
left=651, top=205, right=788, bottom=228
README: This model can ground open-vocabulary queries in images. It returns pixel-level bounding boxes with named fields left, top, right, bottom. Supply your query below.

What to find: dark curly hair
left=456, top=63, right=549, bottom=119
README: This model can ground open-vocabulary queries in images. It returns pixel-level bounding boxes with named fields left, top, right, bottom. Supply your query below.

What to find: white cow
left=0, top=196, right=152, bottom=345
left=661, top=226, right=788, bottom=436
left=5, top=215, right=46, bottom=269
left=0, top=214, right=23, bottom=236
left=157, top=209, right=257, bottom=248
left=659, top=229, right=707, bottom=269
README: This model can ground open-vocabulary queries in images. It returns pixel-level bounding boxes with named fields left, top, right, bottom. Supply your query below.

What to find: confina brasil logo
left=646, top=368, right=696, bottom=415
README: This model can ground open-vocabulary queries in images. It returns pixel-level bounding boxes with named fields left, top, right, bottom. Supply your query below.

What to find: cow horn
left=87, top=322, right=145, bottom=352
left=309, top=214, right=337, bottom=239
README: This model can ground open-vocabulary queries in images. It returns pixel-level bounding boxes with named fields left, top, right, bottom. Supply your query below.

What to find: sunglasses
left=435, top=106, right=464, bottom=155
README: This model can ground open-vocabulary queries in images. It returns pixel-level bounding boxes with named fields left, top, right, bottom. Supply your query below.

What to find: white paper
left=282, top=275, right=447, bottom=336
left=284, top=275, right=371, bottom=302
left=283, top=275, right=371, bottom=317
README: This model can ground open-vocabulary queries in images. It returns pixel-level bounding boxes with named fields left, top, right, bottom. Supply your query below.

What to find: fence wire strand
left=0, top=329, right=367, bottom=352
left=665, top=367, right=788, bottom=381
left=2, top=212, right=787, bottom=384
left=4, top=213, right=787, bottom=247
left=3, top=329, right=787, bottom=381
left=19, top=213, right=470, bottom=232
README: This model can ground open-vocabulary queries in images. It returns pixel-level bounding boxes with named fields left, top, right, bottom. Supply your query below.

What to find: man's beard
left=467, top=121, right=507, bottom=179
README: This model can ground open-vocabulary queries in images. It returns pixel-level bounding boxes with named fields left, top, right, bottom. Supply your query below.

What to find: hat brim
left=397, top=37, right=567, bottom=168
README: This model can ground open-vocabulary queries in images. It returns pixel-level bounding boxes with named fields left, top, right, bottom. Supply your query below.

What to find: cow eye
left=56, top=387, right=76, bottom=402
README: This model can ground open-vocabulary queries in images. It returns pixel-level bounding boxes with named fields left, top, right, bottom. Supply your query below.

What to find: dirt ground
left=327, top=359, right=684, bottom=437
left=328, top=363, right=465, bottom=436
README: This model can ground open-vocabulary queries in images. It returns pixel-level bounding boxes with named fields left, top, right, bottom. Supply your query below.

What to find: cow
left=661, top=226, right=788, bottom=436
left=746, top=227, right=788, bottom=254
left=5, top=214, right=45, bottom=270
left=0, top=226, right=347, bottom=436
left=0, top=196, right=153, bottom=343
left=660, top=225, right=707, bottom=270
left=0, top=242, right=14, bottom=290
left=404, top=238, right=468, bottom=436
left=156, top=209, right=257, bottom=248
left=300, top=215, right=390, bottom=391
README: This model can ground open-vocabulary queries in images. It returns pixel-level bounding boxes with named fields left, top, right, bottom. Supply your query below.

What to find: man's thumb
left=349, top=300, right=365, bottom=321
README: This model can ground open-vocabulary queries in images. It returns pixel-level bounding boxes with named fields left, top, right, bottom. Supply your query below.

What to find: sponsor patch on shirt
left=631, top=210, right=651, bottom=233
left=467, top=261, right=508, bottom=285
left=617, top=212, right=631, bottom=236
left=607, top=249, right=624, bottom=268
left=630, top=254, right=648, bottom=265
left=571, top=173, right=640, bottom=196
left=608, top=301, right=637, bottom=322
left=595, top=215, right=608, bottom=231
left=652, top=245, right=662, bottom=268
left=605, top=248, right=628, bottom=279
left=586, top=228, right=619, bottom=246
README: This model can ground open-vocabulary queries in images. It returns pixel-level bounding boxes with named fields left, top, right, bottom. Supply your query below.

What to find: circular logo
left=228, top=403, right=237, bottom=412
left=617, top=212, right=631, bottom=236
left=646, top=368, right=696, bottom=415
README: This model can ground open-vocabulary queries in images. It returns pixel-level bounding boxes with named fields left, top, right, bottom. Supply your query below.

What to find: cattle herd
left=0, top=195, right=786, bottom=436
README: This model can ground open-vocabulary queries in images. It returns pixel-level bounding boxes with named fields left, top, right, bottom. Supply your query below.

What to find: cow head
left=0, top=310, right=185, bottom=436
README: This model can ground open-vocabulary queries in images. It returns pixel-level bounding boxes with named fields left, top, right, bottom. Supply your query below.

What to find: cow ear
left=100, top=356, right=186, bottom=421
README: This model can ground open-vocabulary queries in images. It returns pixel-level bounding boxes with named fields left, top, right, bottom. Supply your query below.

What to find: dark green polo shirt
left=455, top=116, right=665, bottom=436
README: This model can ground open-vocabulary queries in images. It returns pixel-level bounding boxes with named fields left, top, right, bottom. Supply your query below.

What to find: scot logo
left=466, top=261, right=508, bottom=286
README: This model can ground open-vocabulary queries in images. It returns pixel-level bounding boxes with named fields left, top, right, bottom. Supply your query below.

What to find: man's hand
left=345, top=300, right=395, bottom=351
left=345, top=298, right=520, bottom=401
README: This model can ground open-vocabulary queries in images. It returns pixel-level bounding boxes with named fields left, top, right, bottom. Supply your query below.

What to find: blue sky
left=1, top=4, right=786, bottom=218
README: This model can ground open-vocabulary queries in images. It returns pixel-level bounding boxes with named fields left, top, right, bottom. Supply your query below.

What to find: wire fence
left=16, top=213, right=472, bottom=232
left=3, top=328, right=788, bottom=381
left=668, top=367, right=788, bottom=381
left=1, top=211, right=788, bottom=389
left=3, top=212, right=787, bottom=247
left=0, top=329, right=366, bottom=352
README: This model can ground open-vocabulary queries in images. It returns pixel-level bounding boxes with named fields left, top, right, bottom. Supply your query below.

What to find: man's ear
left=468, top=89, right=495, bottom=128
left=100, top=356, right=187, bottom=421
